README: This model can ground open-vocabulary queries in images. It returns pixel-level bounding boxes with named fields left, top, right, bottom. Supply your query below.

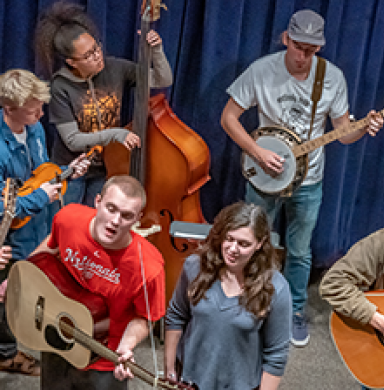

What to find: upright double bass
left=104, top=0, right=210, bottom=304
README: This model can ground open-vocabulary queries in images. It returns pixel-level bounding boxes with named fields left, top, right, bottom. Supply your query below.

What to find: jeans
left=50, top=173, right=105, bottom=219
left=64, top=174, right=105, bottom=207
left=42, top=353, right=127, bottom=390
left=0, top=260, right=17, bottom=361
left=245, top=181, right=323, bottom=314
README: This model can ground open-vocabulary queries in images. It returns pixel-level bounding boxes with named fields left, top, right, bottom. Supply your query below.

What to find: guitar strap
left=308, top=56, right=326, bottom=140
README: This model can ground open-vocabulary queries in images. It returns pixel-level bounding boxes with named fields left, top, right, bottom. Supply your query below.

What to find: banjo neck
left=292, top=108, right=384, bottom=158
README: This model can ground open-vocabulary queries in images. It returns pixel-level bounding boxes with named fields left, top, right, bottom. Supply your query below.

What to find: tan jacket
left=319, top=229, right=384, bottom=324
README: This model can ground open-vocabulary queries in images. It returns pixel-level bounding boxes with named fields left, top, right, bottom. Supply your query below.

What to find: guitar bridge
left=35, top=296, right=45, bottom=331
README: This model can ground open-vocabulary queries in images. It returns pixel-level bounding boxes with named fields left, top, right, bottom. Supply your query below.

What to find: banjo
left=242, top=110, right=383, bottom=197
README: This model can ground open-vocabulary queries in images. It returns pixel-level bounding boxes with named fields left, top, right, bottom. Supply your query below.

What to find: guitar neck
left=0, top=212, right=14, bottom=246
left=61, top=321, right=177, bottom=389
left=48, top=167, right=74, bottom=185
left=292, top=109, right=384, bottom=157
left=0, top=178, right=17, bottom=245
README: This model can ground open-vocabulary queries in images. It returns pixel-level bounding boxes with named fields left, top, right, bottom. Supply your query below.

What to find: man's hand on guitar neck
left=0, top=245, right=12, bottom=270
left=0, top=246, right=11, bottom=303
left=365, top=110, right=384, bottom=137
left=369, top=311, right=384, bottom=334
left=114, top=317, right=149, bottom=381
left=336, top=110, right=383, bottom=144
left=69, top=153, right=91, bottom=180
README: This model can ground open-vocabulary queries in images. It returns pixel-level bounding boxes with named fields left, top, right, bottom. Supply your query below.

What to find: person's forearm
left=259, top=371, right=282, bottom=390
left=221, top=98, right=260, bottom=158
left=149, top=44, right=173, bottom=88
left=117, top=317, right=149, bottom=353
left=56, top=122, right=129, bottom=152
left=164, top=329, right=183, bottom=378
left=29, top=235, right=58, bottom=257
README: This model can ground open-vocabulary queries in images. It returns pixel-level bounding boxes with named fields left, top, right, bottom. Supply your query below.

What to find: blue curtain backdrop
left=1, top=0, right=384, bottom=269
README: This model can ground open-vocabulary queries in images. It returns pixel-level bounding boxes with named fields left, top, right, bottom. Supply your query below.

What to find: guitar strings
left=138, top=241, right=160, bottom=388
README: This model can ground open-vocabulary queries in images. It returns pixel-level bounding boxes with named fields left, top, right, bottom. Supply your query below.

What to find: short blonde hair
left=100, top=175, right=147, bottom=209
left=0, top=69, right=50, bottom=107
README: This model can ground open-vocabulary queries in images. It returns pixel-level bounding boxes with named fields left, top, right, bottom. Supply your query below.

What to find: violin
left=10, top=146, right=101, bottom=229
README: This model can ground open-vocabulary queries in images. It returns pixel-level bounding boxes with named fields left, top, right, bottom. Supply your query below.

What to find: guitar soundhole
left=44, top=314, right=76, bottom=351
left=374, top=329, right=384, bottom=347
left=45, top=324, right=74, bottom=351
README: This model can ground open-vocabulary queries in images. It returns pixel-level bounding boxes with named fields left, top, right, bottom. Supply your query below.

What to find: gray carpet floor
left=0, top=274, right=362, bottom=390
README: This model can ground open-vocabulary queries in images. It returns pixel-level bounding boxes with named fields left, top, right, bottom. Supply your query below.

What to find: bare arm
left=259, top=372, right=282, bottom=390
left=221, top=98, right=284, bottom=175
left=164, top=329, right=183, bottom=380
left=114, top=317, right=150, bottom=381
left=29, top=234, right=59, bottom=258
left=334, top=110, right=383, bottom=144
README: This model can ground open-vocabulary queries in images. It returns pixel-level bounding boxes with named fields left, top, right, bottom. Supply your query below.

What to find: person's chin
left=97, top=60, right=105, bottom=73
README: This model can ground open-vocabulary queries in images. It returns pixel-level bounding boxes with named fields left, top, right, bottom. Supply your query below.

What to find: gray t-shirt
left=227, top=51, right=349, bottom=185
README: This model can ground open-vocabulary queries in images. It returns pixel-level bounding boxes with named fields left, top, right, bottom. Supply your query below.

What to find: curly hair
left=34, top=1, right=99, bottom=77
left=188, top=201, right=277, bottom=318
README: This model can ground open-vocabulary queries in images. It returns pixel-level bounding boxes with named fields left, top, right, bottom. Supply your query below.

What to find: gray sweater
left=165, top=255, right=292, bottom=390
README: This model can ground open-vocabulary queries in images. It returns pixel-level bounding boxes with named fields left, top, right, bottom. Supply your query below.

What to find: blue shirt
left=0, top=110, right=50, bottom=260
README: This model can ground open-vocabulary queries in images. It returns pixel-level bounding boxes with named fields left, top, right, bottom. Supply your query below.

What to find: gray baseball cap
left=287, top=9, right=326, bottom=46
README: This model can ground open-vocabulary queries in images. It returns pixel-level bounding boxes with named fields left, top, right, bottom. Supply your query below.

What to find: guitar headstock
left=2, top=178, right=19, bottom=216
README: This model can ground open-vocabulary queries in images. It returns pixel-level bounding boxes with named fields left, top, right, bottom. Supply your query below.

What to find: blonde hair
left=0, top=69, right=50, bottom=107
left=100, top=175, right=147, bottom=209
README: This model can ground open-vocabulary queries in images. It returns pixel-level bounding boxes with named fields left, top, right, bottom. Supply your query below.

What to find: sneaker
left=291, top=312, right=310, bottom=347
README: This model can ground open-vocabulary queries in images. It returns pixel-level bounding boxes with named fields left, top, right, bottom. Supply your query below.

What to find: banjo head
left=242, top=126, right=308, bottom=196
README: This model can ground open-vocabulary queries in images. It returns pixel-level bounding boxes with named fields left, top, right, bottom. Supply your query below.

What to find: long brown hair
left=188, top=201, right=277, bottom=317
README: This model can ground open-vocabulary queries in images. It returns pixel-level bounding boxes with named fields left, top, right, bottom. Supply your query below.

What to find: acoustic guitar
left=242, top=109, right=384, bottom=197
left=329, top=290, right=384, bottom=389
left=6, top=260, right=197, bottom=389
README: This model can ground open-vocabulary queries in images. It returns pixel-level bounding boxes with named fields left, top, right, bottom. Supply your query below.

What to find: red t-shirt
left=48, top=204, right=165, bottom=371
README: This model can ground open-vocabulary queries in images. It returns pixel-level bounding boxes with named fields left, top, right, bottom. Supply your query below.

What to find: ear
left=255, top=236, right=267, bottom=251
left=282, top=31, right=289, bottom=47
left=65, top=57, right=77, bottom=69
left=94, top=194, right=101, bottom=208
left=2, top=106, right=11, bottom=116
